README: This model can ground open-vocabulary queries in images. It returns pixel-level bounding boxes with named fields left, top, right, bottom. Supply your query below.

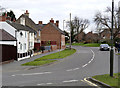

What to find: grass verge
left=66, top=43, right=100, bottom=47
left=92, top=73, right=120, bottom=88
left=22, top=48, right=76, bottom=66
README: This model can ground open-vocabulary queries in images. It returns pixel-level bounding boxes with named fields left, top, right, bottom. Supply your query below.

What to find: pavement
left=2, top=46, right=120, bottom=87
left=2, top=49, right=64, bottom=72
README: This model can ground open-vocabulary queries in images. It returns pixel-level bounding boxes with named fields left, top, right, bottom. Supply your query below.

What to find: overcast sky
left=0, top=0, right=120, bottom=33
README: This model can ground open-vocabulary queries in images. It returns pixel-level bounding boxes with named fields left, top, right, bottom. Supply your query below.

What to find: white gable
left=0, top=22, right=16, bottom=38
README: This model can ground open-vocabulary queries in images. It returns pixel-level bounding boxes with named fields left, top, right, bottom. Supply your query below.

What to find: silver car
left=100, top=44, right=110, bottom=51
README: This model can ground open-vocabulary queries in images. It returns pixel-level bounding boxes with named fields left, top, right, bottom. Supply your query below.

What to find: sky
left=0, top=0, right=120, bottom=33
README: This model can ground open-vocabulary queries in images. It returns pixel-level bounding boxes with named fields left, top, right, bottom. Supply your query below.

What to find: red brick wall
left=41, top=23, right=62, bottom=49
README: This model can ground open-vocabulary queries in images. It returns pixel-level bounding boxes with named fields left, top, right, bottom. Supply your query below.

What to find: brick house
left=15, top=10, right=41, bottom=51
left=85, top=31, right=99, bottom=43
left=0, top=13, right=12, bottom=21
left=100, top=29, right=111, bottom=40
left=40, top=18, right=65, bottom=49
left=75, top=32, right=85, bottom=42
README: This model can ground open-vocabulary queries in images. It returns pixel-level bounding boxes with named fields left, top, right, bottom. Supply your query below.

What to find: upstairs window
left=39, top=30, right=40, bottom=36
left=25, top=32, right=26, bottom=38
left=20, top=17, right=25, bottom=25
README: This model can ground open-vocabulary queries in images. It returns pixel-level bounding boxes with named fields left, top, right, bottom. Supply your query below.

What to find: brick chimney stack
left=38, top=21, right=42, bottom=24
left=50, top=18, right=54, bottom=23
left=56, top=20, right=59, bottom=27
left=25, top=10, right=29, bottom=17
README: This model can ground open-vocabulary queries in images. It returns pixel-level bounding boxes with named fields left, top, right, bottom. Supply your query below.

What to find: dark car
left=100, top=44, right=110, bottom=51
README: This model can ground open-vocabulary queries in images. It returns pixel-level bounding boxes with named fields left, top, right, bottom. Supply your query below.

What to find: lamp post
left=110, top=0, right=114, bottom=77
left=70, top=13, right=72, bottom=49
left=63, top=20, right=65, bottom=31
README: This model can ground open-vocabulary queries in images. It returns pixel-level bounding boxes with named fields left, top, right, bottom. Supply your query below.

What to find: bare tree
left=94, top=6, right=119, bottom=40
left=67, top=16, right=90, bottom=43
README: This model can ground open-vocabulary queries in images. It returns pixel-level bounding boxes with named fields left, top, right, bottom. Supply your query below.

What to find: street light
left=110, top=0, right=114, bottom=77
left=70, top=13, right=72, bottom=49
left=63, top=20, right=65, bottom=31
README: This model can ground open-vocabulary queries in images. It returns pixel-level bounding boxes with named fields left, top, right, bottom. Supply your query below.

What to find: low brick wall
left=61, top=45, right=66, bottom=49
left=51, top=45, right=57, bottom=51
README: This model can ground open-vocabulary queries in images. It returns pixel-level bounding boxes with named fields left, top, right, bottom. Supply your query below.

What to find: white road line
left=83, top=78, right=99, bottom=87
left=37, top=83, right=53, bottom=86
left=37, top=83, right=45, bottom=86
left=82, top=64, right=88, bottom=68
left=46, top=83, right=53, bottom=85
left=12, top=72, right=52, bottom=76
left=82, top=49, right=95, bottom=68
left=63, top=80, right=79, bottom=83
left=66, top=68, right=79, bottom=71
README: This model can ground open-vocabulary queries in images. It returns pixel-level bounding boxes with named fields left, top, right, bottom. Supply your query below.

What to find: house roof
left=41, top=22, right=65, bottom=35
left=0, top=29, right=16, bottom=41
left=6, top=21, right=36, bottom=33
left=17, top=14, right=40, bottom=31
left=50, top=23, right=65, bottom=35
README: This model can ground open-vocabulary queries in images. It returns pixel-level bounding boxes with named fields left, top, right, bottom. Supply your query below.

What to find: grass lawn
left=83, top=43, right=100, bottom=47
left=117, top=53, right=120, bottom=55
left=66, top=43, right=100, bottom=47
left=22, top=48, right=76, bottom=66
left=92, top=73, right=120, bottom=88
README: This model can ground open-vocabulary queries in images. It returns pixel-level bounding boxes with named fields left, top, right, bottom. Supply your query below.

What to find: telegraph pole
left=70, top=13, right=72, bottom=49
left=110, top=0, right=114, bottom=77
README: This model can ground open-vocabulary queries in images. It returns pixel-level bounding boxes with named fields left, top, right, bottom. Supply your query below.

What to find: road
left=2, top=46, right=119, bottom=87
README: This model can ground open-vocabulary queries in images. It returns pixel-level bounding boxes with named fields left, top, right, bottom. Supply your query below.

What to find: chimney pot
left=25, top=10, right=29, bottom=17
left=50, top=18, right=54, bottom=23
left=56, top=20, right=59, bottom=27
left=38, top=21, right=42, bottom=24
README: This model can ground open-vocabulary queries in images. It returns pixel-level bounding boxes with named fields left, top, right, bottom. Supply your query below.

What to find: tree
left=94, top=6, right=119, bottom=40
left=1, top=10, right=16, bottom=21
left=7, top=10, right=16, bottom=21
left=67, top=16, right=90, bottom=43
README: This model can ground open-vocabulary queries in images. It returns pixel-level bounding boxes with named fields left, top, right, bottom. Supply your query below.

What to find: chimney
left=5, top=13, right=7, bottom=17
left=25, top=10, right=29, bottom=17
left=13, top=18, right=16, bottom=22
left=38, top=21, right=42, bottom=24
left=55, top=20, right=59, bottom=27
left=50, top=18, right=54, bottom=23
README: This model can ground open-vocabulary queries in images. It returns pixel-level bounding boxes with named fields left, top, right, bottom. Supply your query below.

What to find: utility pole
left=63, top=20, right=65, bottom=31
left=70, top=13, right=72, bottom=49
left=110, top=0, right=114, bottom=77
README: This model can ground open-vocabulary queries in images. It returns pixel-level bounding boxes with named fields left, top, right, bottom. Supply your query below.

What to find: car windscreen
left=101, top=44, right=109, bottom=47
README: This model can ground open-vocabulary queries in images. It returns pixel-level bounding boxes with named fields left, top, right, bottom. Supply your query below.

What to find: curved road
left=2, top=46, right=119, bottom=87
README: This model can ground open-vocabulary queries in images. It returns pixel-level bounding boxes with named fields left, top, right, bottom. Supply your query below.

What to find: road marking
left=63, top=80, right=79, bottom=83
left=12, top=72, right=52, bottom=76
left=82, top=49, right=95, bottom=68
left=83, top=78, right=98, bottom=87
left=37, top=83, right=45, bottom=86
left=82, top=64, right=88, bottom=68
left=46, top=83, right=53, bottom=85
left=37, top=83, right=53, bottom=86
left=66, top=68, right=79, bottom=71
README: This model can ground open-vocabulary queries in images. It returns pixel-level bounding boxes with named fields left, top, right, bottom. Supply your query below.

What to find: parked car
left=100, top=44, right=110, bottom=51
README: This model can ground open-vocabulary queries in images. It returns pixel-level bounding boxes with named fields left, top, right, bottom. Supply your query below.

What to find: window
left=20, top=17, right=25, bottom=25
left=24, top=43, right=26, bottom=50
left=29, top=42, right=30, bottom=47
left=39, top=30, right=40, bottom=36
left=20, top=44, right=22, bottom=50
left=20, top=32, right=23, bottom=37
left=24, top=32, right=26, bottom=38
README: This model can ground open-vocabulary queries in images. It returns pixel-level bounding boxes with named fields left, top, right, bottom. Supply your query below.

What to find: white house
left=0, top=21, right=35, bottom=61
